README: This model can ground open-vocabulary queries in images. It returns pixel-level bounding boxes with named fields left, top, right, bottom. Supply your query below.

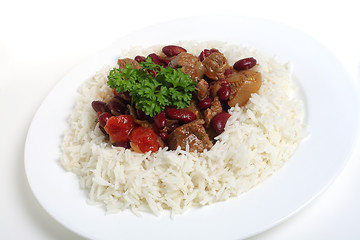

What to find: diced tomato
left=104, top=115, right=136, bottom=143
left=130, top=127, right=160, bottom=153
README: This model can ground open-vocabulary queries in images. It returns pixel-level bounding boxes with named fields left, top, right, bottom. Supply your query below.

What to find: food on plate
left=61, top=41, right=305, bottom=216
left=92, top=47, right=261, bottom=153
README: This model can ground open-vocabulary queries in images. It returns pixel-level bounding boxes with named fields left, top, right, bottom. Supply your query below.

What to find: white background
left=1, top=0, right=359, bottom=239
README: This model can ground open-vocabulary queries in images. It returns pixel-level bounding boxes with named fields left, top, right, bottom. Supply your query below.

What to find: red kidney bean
left=197, top=97, right=213, bottom=109
left=148, top=53, right=162, bottom=65
left=162, top=45, right=187, bottom=57
left=158, top=132, right=168, bottom=141
left=211, top=112, right=231, bottom=134
left=135, top=56, right=146, bottom=63
left=218, top=81, right=231, bottom=101
left=108, top=98, right=126, bottom=116
left=98, top=112, right=112, bottom=128
left=165, top=108, right=196, bottom=123
left=153, top=111, right=166, bottom=129
left=91, top=101, right=109, bottom=114
left=147, top=53, right=169, bottom=66
left=199, top=49, right=213, bottom=61
left=233, top=57, right=257, bottom=70
left=112, top=141, right=130, bottom=149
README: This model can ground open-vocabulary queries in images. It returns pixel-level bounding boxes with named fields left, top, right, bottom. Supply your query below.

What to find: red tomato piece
left=104, top=115, right=136, bottom=143
left=130, top=127, right=160, bottom=153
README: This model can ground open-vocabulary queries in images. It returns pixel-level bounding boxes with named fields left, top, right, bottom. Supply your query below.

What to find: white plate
left=25, top=16, right=360, bottom=240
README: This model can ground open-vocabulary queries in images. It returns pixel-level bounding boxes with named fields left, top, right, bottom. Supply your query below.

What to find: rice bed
left=60, top=41, right=305, bottom=216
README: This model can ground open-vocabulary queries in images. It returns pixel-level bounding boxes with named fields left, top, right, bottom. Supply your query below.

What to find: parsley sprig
left=107, top=58, right=196, bottom=117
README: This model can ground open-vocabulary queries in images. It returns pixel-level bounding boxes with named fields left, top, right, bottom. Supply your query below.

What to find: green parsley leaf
left=107, top=58, right=196, bottom=117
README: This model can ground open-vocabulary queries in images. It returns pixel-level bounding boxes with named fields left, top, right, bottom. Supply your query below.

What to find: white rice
left=60, top=41, right=306, bottom=216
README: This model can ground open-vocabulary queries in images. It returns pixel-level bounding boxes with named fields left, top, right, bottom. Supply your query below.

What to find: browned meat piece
left=118, top=58, right=141, bottom=71
left=168, top=52, right=204, bottom=81
left=167, top=119, right=213, bottom=152
left=196, top=79, right=209, bottom=101
left=204, top=96, right=223, bottom=128
left=226, top=70, right=262, bottom=107
left=202, top=52, right=229, bottom=80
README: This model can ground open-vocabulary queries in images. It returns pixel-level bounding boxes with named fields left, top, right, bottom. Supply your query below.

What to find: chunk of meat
left=204, top=96, right=223, bottom=128
left=196, top=79, right=209, bottom=101
left=167, top=119, right=213, bottom=152
left=202, top=52, right=229, bottom=80
left=118, top=58, right=141, bottom=71
left=168, top=52, right=204, bottom=81
left=226, top=70, right=262, bottom=107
